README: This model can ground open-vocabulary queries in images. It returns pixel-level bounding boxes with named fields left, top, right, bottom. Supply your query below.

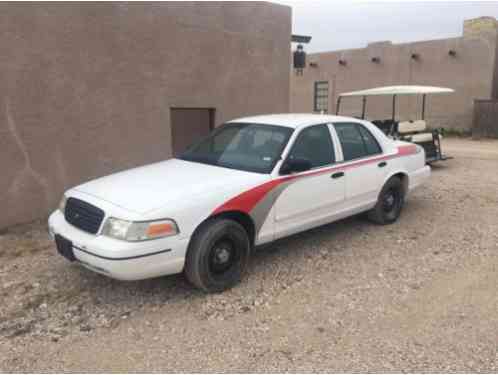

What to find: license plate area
left=55, top=234, right=76, bottom=262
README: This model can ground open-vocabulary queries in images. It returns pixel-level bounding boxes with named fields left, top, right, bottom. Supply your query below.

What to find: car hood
left=72, top=159, right=265, bottom=214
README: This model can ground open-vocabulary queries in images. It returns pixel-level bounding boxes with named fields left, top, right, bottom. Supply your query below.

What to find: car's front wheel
left=368, top=176, right=405, bottom=225
left=185, top=218, right=250, bottom=293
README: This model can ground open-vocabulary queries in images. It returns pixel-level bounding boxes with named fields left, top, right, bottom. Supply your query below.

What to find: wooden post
left=473, top=99, right=498, bottom=139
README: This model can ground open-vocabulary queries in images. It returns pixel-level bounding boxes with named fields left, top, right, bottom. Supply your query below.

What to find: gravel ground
left=1, top=138, right=497, bottom=372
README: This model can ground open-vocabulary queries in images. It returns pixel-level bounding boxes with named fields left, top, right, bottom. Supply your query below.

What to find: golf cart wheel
left=368, top=176, right=404, bottom=225
left=185, top=218, right=250, bottom=293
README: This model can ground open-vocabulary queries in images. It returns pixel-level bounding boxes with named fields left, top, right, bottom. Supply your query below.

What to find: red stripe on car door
left=212, top=145, right=417, bottom=215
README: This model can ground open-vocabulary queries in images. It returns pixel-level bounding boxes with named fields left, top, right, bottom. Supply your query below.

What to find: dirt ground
left=1, top=138, right=497, bottom=372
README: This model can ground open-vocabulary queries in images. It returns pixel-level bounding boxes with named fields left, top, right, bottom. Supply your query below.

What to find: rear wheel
left=185, top=218, right=250, bottom=293
left=368, top=177, right=404, bottom=225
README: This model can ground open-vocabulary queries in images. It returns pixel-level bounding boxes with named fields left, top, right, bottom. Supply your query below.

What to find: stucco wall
left=0, top=2, right=291, bottom=229
left=291, top=17, right=498, bottom=132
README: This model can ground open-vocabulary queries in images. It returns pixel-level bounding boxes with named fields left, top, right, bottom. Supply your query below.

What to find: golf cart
left=336, top=85, right=454, bottom=163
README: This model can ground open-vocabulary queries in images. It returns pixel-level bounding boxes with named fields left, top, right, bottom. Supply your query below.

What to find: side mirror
left=281, top=157, right=312, bottom=175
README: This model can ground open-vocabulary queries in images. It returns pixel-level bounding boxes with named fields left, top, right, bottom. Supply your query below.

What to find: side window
left=334, top=123, right=367, bottom=161
left=357, top=125, right=382, bottom=155
left=287, top=124, right=334, bottom=168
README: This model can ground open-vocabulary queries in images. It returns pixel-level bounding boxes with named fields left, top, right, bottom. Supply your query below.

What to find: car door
left=333, top=122, right=388, bottom=210
left=273, top=124, right=346, bottom=239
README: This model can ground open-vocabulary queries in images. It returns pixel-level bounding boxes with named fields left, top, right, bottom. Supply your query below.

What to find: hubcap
left=383, top=189, right=397, bottom=212
left=209, top=238, right=236, bottom=275
left=214, top=247, right=231, bottom=264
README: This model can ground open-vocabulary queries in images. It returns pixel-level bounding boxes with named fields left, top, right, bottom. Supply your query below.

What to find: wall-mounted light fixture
left=448, top=49, right=457, bottom=57
left=411, top=53, right=420, bottom=60
left=338, top=59, right=347, bottom=66
left=309, top=62, right=318, bottom=68
left=371, top=56, right=381, bottom=63
left=292, top=34, right=312, bottom=76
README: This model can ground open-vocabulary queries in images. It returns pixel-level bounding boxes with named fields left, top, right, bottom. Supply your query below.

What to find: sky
left=275, top=1, right=498, bottom=53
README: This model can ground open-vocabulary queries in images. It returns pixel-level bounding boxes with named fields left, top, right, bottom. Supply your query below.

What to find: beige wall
left=291, top=17, right=498, bottom=132
left=0, top=2, right=291, bottom=229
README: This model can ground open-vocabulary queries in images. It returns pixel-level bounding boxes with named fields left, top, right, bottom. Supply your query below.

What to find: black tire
left=368, top=176, right=405, bottom=225
left=184, top=218, right=250, bottom=293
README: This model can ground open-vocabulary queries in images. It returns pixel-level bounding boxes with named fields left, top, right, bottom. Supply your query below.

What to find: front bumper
left=48, top=210, right=189, bottom=280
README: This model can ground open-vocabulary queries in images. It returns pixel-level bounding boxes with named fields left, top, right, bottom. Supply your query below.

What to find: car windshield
left=178, top=123, right=293, bottom=173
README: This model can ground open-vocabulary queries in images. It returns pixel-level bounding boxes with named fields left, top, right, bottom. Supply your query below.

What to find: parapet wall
left=291, top=17, right=498, bottom=132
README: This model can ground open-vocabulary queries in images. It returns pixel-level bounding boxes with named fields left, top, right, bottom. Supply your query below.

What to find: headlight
left=59, top=195, right=67, bottom=213
left=102, top=218, right=179, bottom=241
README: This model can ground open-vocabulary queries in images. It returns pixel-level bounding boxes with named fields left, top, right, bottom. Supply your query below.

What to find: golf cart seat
left=397, top=120, right=442, bottom=142
left=410, top=133, right=439, bottom=142
left=397, top=120, right=446, bottom=162
left=398, top=120, right=427, bottom=134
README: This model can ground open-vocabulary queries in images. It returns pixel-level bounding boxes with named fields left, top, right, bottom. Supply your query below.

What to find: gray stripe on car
left=249, top=179, right=295, bottom=235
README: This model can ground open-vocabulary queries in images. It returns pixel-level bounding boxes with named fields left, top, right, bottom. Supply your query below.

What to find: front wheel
left=368, top=176, right=405, bottom=225
left=184, top=218, right=250, bottom=293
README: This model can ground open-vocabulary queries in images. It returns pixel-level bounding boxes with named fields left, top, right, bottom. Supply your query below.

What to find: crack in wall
left=4, top=97, right=52, bottom=210
left=54, top=146, right=68, bottom=189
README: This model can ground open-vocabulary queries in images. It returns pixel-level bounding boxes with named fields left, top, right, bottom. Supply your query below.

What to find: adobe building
left=0, top=2, right=291, bottom=229
left=290, top=17, right=498, bottom=132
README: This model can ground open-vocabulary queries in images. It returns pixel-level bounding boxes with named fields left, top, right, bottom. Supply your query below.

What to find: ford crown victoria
left=48, top=114, right=430, bottom=292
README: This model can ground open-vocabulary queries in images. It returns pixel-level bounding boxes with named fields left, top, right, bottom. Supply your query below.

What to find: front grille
left=64, top=198, right=105, bottom=234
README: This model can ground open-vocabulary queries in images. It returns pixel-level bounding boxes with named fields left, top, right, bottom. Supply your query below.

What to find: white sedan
left=48, top=114, right=430, bottom=292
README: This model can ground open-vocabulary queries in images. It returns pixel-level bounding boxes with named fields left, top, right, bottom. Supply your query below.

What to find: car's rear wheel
left=185, top=218, right=250, bottom=293
left=368, top=176, right=404, bottom=225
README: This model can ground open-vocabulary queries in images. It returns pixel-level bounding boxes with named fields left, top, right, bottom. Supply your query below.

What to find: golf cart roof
left=339, top=85, right=454, bottom=97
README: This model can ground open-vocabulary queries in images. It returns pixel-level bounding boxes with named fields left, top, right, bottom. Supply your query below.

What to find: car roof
left=227, top=113, right=363, bottom=129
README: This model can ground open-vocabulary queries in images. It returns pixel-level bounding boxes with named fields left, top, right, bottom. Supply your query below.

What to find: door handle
left=331, top=171, right=344, bottom=179
left=378, top=161, right=387, bottom=168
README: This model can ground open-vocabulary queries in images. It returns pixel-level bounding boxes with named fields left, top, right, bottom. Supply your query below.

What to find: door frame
left=169, top=107, right=216, bottom=156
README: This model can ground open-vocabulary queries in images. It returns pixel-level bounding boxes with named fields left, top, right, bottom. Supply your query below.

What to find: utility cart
left=336, top=85, right=454, bottom=163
